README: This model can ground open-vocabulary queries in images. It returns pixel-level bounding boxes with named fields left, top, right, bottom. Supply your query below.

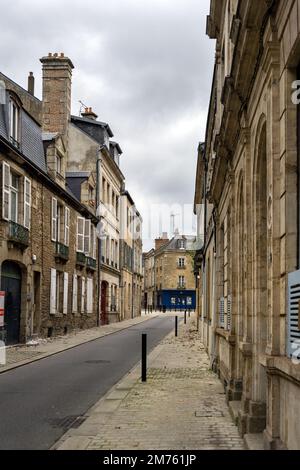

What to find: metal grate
left=287, top=270, right=300, bottom=358
left=49, top=415, right=87, bottom=431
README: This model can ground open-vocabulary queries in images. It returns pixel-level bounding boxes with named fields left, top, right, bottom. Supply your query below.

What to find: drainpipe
left=96, top=145, right=105, bottom=327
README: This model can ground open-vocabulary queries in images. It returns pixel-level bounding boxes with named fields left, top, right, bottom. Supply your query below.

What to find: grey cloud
left=1, top=0, right=214, bottom=244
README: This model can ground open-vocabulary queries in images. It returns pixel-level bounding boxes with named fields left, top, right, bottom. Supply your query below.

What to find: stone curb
left=53, top=315, right=191, bottom=450
left=0, top=314, right=159, bottom=375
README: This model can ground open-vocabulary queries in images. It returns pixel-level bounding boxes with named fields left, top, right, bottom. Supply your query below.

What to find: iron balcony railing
left=9, top=221, right=29, bottom=247
left=86, top=257, right=96, bottom=270
left=56, top=242, right=69, bottom=260
left=76, top=252, right=86, bottom=266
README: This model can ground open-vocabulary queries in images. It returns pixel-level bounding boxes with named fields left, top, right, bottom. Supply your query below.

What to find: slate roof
left=0, top=98, right=47, bottom=173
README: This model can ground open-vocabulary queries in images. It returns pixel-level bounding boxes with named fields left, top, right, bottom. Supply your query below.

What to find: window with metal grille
left=287, top=270, right=300, bottom=358
left=227, top=294, right=232, bottom=331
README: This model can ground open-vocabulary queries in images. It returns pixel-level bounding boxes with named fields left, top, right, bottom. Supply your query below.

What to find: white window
left=2, top=162, right=10, bottom=221
left=81, top=277, right=85, bottom=314
left=24, top=177, right=31, bottom=229
left=77, top=217, right=85, bottom=252
left=51, top=198, right=58, bottom=242
left=50, top=268, right=57, bottom=314
left=179, top=276, right=185, bottom=287
left=178, top=258, right=185, bottom=268
left=86, top=278, right=93, bottom=314
left=84, top=219, right=91, bottom=254
left=56, top=154, right=62, bottom=175
left=63, top=272, right=68, bottom=315
left=64, top=207, right=70, bottom=246
left=92, top=225, right=97, bottom=259
left=72, top=274, right=78, bottom=314
left=179, top=240, right=185, bottom=249
left=9, top=99, right=19, bottom=146
left=10, top=173, right=19, bottom=223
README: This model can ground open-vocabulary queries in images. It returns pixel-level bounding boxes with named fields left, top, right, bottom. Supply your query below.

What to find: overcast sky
left=1, top=0, right=214, bottom=250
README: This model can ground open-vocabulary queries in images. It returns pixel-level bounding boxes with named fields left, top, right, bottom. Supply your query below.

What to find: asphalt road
left=0, top=315, right=176, bottom=450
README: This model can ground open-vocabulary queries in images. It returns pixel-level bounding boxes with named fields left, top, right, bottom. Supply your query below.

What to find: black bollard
left=141, top=334, right=147, bottom=382
left=184, top=310, right=187, bottom=324
left=175, top=316, right=178, bottom=337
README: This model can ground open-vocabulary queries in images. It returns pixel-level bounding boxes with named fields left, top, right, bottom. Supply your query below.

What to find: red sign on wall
left=0, top=291, right=5, bottom=328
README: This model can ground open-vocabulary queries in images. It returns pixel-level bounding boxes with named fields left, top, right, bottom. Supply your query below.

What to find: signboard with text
left=0, top=291, right=5, bottom=328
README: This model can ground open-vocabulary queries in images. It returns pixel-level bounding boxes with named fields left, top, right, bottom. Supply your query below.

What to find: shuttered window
left=92, top=226, right=97, bottom=259
left=227, top=294, right=232, bottom=331
left=77, top=217, right=85, bottom=252
left=81, top=277, right=85, bottom=314
left=72, top=274, right=78, bottom=314
left=2, top=162, right=10, bottom=221
left=51, top=198, right=58, bottom=242
left=64, top=207, right=70, bottom=246
left=219, top=297, right=225, bottom=328
left=84, top=219, right=91, bottom=254
left=86, top=278, right=93, bottom=314
left=63, top=273, right=68, bottom=315
left=50, top=268, right=57, bottom=314
left=24, top=177, right=31, bottom=229
left=287, top=270, right=300, bottom=358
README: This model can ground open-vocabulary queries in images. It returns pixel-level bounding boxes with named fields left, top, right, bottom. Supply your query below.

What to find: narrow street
left=0, top=316, right=175, bottom=450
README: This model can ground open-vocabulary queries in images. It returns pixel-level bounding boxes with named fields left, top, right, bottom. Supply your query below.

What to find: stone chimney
left=28, top=72, right=35, bottom=96
left=40, top=52, right=74, bottom=137
left=155, top=233, right=169, bottom=251
left=81, top=107, right=98, bottom=120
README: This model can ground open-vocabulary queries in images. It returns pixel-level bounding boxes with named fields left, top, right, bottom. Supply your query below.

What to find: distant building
left=143, top=234, right=196, bottom=310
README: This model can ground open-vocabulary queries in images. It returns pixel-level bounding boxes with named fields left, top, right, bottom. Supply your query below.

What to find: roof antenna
left=78, top=100, right=88, bottom=116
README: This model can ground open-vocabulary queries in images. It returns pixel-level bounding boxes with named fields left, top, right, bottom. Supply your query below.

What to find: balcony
left=8, top=221, right=29, bottom=248
left=177, top=284, right=186, bottom=290
left=86, top=257, right=96, bottom=271
left=56, top=242, right=69, bottom=261
left=76, top=252, right=86, bottom=267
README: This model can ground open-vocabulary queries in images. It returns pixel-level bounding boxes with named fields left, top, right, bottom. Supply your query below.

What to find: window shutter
left=227, top=294, right=232, bottom=331
left=84, top=219, right=91, bottom=254
left=287, top=270, right=300, bottom=358
left=23, top=177, right=31, bottom=229
left=87, top=278, right=93, bottom=314
left=72, top=274, right=78, bottom=314
left=219, top=297, right=225, bottom=328
left=64, top=207, right=70, bottom=246
left=63, top=272, right=68, bottom=315
left=81, top=277, right=85, bottom=314
left=93, top=226, right=97, bottom=259
left=50, top=268, right=57, bottom=314
left=2, top=162, right=10, bottom=221
left=51, top=198, right=57, bottom=242
left=77, top=217, right=85, bottom=252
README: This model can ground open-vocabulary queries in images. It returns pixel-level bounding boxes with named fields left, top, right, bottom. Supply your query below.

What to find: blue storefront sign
left=159, top=290, right=196, bottom=310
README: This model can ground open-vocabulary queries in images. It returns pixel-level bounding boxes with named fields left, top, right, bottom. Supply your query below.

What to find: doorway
left=101, top=281, right=108, bottom=325
left=1, top=261, right=22, bottom=345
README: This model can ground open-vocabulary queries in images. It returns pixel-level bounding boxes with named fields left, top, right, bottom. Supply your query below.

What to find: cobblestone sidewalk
left=0, top=313, right=158, bottom=373
left=56, top=316, right=245, bottom=450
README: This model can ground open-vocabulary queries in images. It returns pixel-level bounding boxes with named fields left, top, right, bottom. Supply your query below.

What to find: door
left=1, top=261, right=21, bottom=345
left=101, top=281, right=108, bottom=325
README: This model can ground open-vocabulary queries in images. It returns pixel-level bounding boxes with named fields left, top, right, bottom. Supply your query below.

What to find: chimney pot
left=28, top=72, right=35, bottom=96
left=60, top=52, right=64, bottom=57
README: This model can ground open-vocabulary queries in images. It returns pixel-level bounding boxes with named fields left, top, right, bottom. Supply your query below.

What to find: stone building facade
left=120, top=191, right=143, bottom=320
left=0, top=64, right=98, bottom=344
left=143, top=235, right=196, bottom=310
left=195, top=0, right=300, bottom=450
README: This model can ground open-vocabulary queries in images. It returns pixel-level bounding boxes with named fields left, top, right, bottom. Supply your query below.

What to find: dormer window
left=179, top=239, right=185, bottom=250
left=9, top=99, right=20, bottom=148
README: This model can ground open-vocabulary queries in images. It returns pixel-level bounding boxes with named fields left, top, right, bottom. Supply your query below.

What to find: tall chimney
left=155, top=234, right=169, bottom=251
left=28, top=72, right=35, bottom=96
left=40, top=52, right=74, bottom=137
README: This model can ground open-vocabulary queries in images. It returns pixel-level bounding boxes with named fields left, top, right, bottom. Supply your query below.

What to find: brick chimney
left=81, top=107, right=98, bottom=120
left=155, top=233, right=169, bottom=251
left=40, top=52, right=74, bottom=138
